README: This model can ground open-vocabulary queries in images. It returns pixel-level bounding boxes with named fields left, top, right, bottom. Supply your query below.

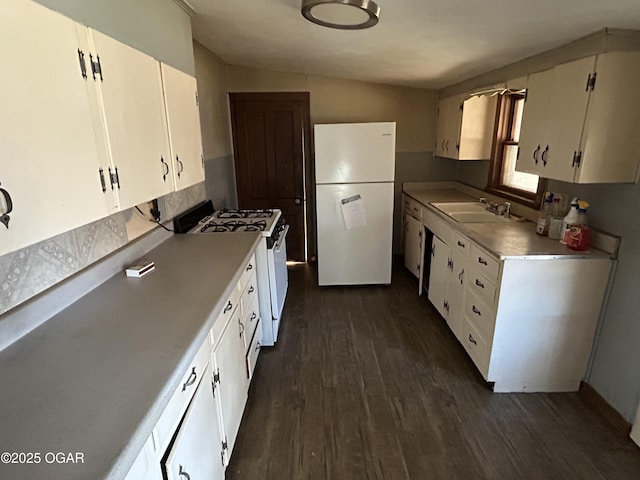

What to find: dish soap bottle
left=536, top=192, right=553, bottom=235
left=548, top=196, right=564, bottom=240
left=566, top=200, right=591, bottom=251
left=560, top=197, right=580, bottom=245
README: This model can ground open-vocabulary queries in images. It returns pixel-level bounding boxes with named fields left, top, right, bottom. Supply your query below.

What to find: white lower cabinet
left=123, top=434, right=161, bottom=480
left=163, top=365, right=225, bottom=480
left=124, top=253, right=262, bottom=480
left=404, top=213, right=424, bottom=280
left=212, top=306, right=250, bottom=465
left=421, top=203, right=613, bottom=392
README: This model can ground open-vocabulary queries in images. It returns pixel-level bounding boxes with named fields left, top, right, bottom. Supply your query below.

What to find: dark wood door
left=229, top=92, right=312, bottom=262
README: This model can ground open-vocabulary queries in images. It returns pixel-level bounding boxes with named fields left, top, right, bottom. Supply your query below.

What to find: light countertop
left=403, top=186, right=612, bottom=260
left=0, top=233, right=261, bottom=480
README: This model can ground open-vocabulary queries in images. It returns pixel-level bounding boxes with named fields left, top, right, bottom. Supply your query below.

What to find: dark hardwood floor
left=227, top=262, right=640, bottom=479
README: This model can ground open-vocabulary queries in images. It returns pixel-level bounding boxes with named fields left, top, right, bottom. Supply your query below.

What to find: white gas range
left=173, top=201, right=288, bottom=346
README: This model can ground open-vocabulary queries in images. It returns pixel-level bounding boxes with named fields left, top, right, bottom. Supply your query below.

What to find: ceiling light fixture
left=301, top=0, right=380, bottom=30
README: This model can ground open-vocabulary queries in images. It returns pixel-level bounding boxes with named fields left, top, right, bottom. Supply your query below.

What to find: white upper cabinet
left=0, top=0, right=113, bottom=256
left=517, top=52, right=640, bottom=183
left=89, top=29, right=173, bottom=210
left=435, top=94, right=497, bottom=160
left=160, top=63, right=205, bottom=191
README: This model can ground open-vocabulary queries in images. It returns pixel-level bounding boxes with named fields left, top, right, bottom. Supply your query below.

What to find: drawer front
left=422, top=208, right=453, bottom=245
left=242, top=293, right=260, bottom=350
left=464, top=290, right=497, bottom=342
left=210, top=286, right=241, bottom=347
left=470, top=244, right=500, bottom=281
left=154, top=338, right=211, bottom=450
left=240, top=270, right=258, bottom=317
left=452, top=232, right=471, bottom=257
left=246, top=318, right=263, bottom=381
left=409, top=199, right=423, bottom=220
left=238, top=253, right=257, bottom=293
left=467, top=270, right=497, bottom=305
left=461, top=316, right=490, bottom=379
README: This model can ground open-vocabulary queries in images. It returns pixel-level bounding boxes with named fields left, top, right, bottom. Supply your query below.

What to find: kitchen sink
left=431, top=202, right=522, bottom=223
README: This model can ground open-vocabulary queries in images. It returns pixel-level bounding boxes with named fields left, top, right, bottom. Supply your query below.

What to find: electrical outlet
left=149, top=199, right=161, bottom=223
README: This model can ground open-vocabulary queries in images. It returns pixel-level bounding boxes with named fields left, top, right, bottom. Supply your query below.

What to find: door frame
left=228, top=92, right=314, bottom=261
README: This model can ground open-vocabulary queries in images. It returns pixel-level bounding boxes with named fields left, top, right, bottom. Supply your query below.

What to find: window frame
left=486, top=93, right=546, bottom=209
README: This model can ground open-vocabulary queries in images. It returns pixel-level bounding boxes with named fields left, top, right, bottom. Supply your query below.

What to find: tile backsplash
left=0, top=183, right=206, bottom=316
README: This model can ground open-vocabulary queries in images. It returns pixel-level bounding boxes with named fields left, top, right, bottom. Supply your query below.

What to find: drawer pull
left=468, top=334, right=478, bottom=345
left=458, top=269, right=464, bottom=284
left=248, top=285, right=255, bottom=294
left=475, top=279, right=485, bottom=289
left=478, top=257, right=488, bottom=265
left=223, top=300, right=233, bottom=314
left=178, top=465, right=191, bottom=480
left=246, top=263, right=253, bottom=271
left=457, top=240, right=465, bottom=248
left=182, top=367, right=197, bottom=392
left=472, top=305, right=481, bottom=316
left=250, top=312, right=257, bottom=321
left=239, top=320, right=245, bottom=336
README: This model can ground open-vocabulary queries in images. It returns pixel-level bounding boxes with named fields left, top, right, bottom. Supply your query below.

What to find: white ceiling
left=188, top=0, right=640, bottom=89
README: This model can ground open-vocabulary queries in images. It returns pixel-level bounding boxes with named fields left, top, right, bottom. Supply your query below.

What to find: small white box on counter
left=125, top=260, right=155, bottom=278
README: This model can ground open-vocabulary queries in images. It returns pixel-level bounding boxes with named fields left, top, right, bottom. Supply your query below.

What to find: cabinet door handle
left=161, top=156, right=169, bottom=182
left=223, top=300, right=233, bottom=314
left=457, top=240, right=465, bottom=248
left=182, top=367, right=197, bottom=392
left=533, top=145, right=541, bottom=164
left=541, top=145, right=549, bottom=166
left=176, top=155, right=184, bottom=179
left=468, top=334, right=477, bottom=345
left=239, top=320, right=245, bottom=336
left=246, top=263, right=253, bottom=271
left=255, top=341, right=261, bottom=352
left=475, top=279, right=485, bottom=289
left=250, top=312, right=257, bottom=321
left=178, top=465, right=191, bottom=480
left=248, top=285, right=255, bottom=294
left=458, top=269, right=464, bottom=285
left=0, top=184, right=14, bottom=229
left=478, top=257, right=488, bottom=266
left=472, top=305, right=481, bottom=316
left=98, top=168, right=107, bottom=193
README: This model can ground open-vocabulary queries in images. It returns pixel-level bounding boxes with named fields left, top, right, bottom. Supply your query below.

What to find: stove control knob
left=294, top=198, right=302, bottom=205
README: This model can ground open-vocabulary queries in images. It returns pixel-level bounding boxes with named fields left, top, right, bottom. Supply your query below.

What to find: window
left=487, top=93, right=545, bottom=207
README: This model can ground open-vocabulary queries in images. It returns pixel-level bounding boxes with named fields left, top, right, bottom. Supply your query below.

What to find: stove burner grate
left=217, top=208, right=274, bottom=219
left=200, top=219, right=267, bottom=233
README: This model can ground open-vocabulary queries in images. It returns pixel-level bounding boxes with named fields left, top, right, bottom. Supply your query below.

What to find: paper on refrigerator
left=340, top=194, right=367, bottom=230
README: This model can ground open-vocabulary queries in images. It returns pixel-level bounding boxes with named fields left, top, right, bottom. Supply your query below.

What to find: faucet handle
left=503, top=201, right=512, bottom=218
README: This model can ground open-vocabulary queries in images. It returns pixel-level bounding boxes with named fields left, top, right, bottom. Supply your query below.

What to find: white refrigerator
left=314, top=122, right=396, bottom=286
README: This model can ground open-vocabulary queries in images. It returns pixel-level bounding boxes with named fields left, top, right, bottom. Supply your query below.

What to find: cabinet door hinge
left=524, top=90, right=528, bottom=102
left=459, top=102, right=464, bottom=112
left=222, top=438, right=228, bottom=451
left=201, top=154, right=204, bottom=168
left=213, top=369, right=220, bottom=385
left=195, top=91, right=199, bottom=107
left=211, top=380, right=216, bottom=398
left=89, top=53, right=103, bottom=82
left=77, top=49, right=87, bottom=79
left=572, top=151, right=582, bottom=167
left=586, top=72, right=597, bottom=91
left=108, top=166, right=120, bottom=189
left=516, top=146, right=520, bottom=160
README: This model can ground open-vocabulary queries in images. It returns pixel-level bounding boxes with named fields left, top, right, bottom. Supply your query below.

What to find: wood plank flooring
left=227, top=262, right=640, bottom=479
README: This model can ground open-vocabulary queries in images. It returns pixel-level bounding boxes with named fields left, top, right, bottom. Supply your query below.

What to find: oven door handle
left=274, top=225, right=289, bottom=253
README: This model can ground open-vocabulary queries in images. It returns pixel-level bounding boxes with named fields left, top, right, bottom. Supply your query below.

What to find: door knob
left=294, top=198, right=302, bottom=205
